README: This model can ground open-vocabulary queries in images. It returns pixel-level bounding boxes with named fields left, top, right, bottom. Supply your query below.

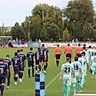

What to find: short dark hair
left=74, top=56, right=78, bottom=61
left=68, top=43, right=70, bottom=46
left=20, top=49, right=23, bottom=52
left=78, top=43, right=81, bottom=46
left=38, top=48, right=40, bottom=50
left=66, top=57, right=70, bottom=62
left=6, top=55, right=10, bottom=57
left=0, top=58, right=3, bottom=62
left=57, top=44, right=59, bottom=47
left=42, top=44, right=45, bottom=47
left=81, top=52, right=86, bottom=56
left=17, top=50, right=20, bottom=53
left=83, top=44, right=86, bottom=47
left=88, top=46, right=91, bottom=48
left=15, top=52, right=17, bottom=56
left=30, top=47, right=33, bottom=51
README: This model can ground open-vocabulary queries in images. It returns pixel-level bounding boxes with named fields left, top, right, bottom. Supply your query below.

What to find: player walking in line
left=18, top=49, right=26, bottom=82
left=64, top=43, right=72, bottom=62
left=11, top=52, right=21, bottom=85
left=39, top=44, right=47, bottom=73
left=35, top=48, right=40, bottom=73
left=78, top=52, right=87, bottom=88
left=26, top=48, right=35, bottom=77
left=75, top=43, right=82, bottom=57
left=60, top=57, right=74, bottom=96
left=54, top=44, right=62, bottom=67
left=43, top=47, right=49, bottom=71
left=90, top=53, right=96, bottom=80
left=3, top=55, right=12, bottom=89
left=86, top=46, right=93, bottom=67
left=0, top=58, right=9, bottom=96
left=71, top=56, right=82, bottom=94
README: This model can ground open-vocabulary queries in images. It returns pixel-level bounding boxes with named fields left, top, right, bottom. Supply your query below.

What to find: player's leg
left=39, top=57, right=43, bottom=72
left=7, top=77, right=10, bottom=89
left=28, top=61, right=31, bottom=78
left=45, top=61, right=48, bottom=70
left=77, top=76, right=81, bottom=93
left=64, top=80, right=67, bottom=96
left=56, top=55, right=60, bottom=67
left=72, top=78, right=76, bottom=94
left=14, top=68, right=18, bottom=85
left=19, top=71, right=23, bottom=82
left=1, top=76, right=6, bottom=96
left=66, top=79, right=71, bottom=96
left=22, top=62, right=25, bottom=79
left=94, top=67, right=96, bottom=80
left=32, top=62, right=34, bottom=77
left=43, top=61, right=47, bottom=73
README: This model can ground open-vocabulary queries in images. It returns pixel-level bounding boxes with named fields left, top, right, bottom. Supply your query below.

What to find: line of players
left=0, top=44, right=48, bottom=96
left=60, top=45, right=96, bottom=96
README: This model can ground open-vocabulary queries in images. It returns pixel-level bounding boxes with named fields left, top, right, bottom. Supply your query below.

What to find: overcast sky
left=0, top=0, right=96, bottom=26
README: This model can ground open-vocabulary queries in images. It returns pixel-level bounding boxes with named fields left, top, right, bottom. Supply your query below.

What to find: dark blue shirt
left=3, top=59, right=11, bottom=69
left=35, top=51, right=40, bottom=61
left=18, top=54, right=26, bottom=63
left=39, top=48, right=46, bottom=57
left=0, top=63, right=8, bottom=75
left=27, top=52, right=34, bottom=62
left=11, top=56, right=21, bottom=68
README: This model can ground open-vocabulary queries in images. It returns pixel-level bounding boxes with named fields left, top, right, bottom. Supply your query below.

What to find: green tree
left=32, top=4, right=62, bottom=41
left=10, top=22, right=25, bottom=39
left=63, top=28, right=70, bottom=42
left=63, top=0, right=95, bottom=41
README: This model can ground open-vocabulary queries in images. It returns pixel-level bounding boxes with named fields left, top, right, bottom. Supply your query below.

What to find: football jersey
left=3, top=59, right=11, bottom=69
left=39, top=48, right=46, bottom=57
left=27, top=52, right=34, bottom=62
left=18, top=53, right=26, bottom=63
left=0, top=63, right=8, bottom=75
left=78, top=57, right=87, bottom=76
left=61, top=63, right=73, bottom=79
left=71, top=61, right=81, bottom=77
left=11, top=56, right=21, bottom=68
left=91, top=56, right=96, bottom=67
left=86, top=49, right=93, bottom=64
left=35, top=51, right=40, bottom=61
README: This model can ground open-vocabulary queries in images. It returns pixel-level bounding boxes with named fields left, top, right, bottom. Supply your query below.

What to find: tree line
left=5, top=0, right=96, bottom=41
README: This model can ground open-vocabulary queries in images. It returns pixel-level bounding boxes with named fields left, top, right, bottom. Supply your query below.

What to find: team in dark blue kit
left=39, top=44, right=49, bottom=73
left=11, top=52, right=21, bottom=85
left=0, top=58, right=9, bottom=96
left=0, top=44, right=49, bottom=96
left=3, top=55, right=12, bottom=89
left=26, top=48, right=35, bottom=77
left=17, top=49, right=26, bottom=81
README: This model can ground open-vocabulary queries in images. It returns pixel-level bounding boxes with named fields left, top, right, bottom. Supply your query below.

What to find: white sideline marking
left=5, top=89, right=96, bottom=93
left=46, top=72, right=60, bottom=89
left=75, top=94, right=96, bottom=96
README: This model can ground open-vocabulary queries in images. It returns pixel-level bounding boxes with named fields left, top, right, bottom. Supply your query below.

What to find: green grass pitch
left=0, top=48, right=96, bottom=96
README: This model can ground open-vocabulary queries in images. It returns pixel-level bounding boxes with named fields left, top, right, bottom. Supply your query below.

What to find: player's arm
left=80, top=68, right=82, bottom=79
left=33, top=54, right=35, bottom=64
left=5, top=65, right=9, bottom=78
left=71, top=70, right=75, bottom=78
left=11, top=59, right=14, bottom=74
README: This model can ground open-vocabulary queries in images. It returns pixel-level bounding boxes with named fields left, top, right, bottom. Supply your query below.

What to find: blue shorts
left=28, top=61, right=34, bottom=67
left=0, top=75, right=6, bottom=84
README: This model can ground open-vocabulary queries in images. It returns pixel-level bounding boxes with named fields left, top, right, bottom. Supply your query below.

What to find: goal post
left=74, top=94, right=96, bottom=96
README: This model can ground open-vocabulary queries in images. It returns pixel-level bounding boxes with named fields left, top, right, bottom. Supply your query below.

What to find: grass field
left=0, top=48, right=96, bottom=96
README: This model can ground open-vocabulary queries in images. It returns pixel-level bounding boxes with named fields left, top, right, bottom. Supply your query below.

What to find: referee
left=54, top=44, right=62, bottom=67
left=64, top=43, right=72, bottom=62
